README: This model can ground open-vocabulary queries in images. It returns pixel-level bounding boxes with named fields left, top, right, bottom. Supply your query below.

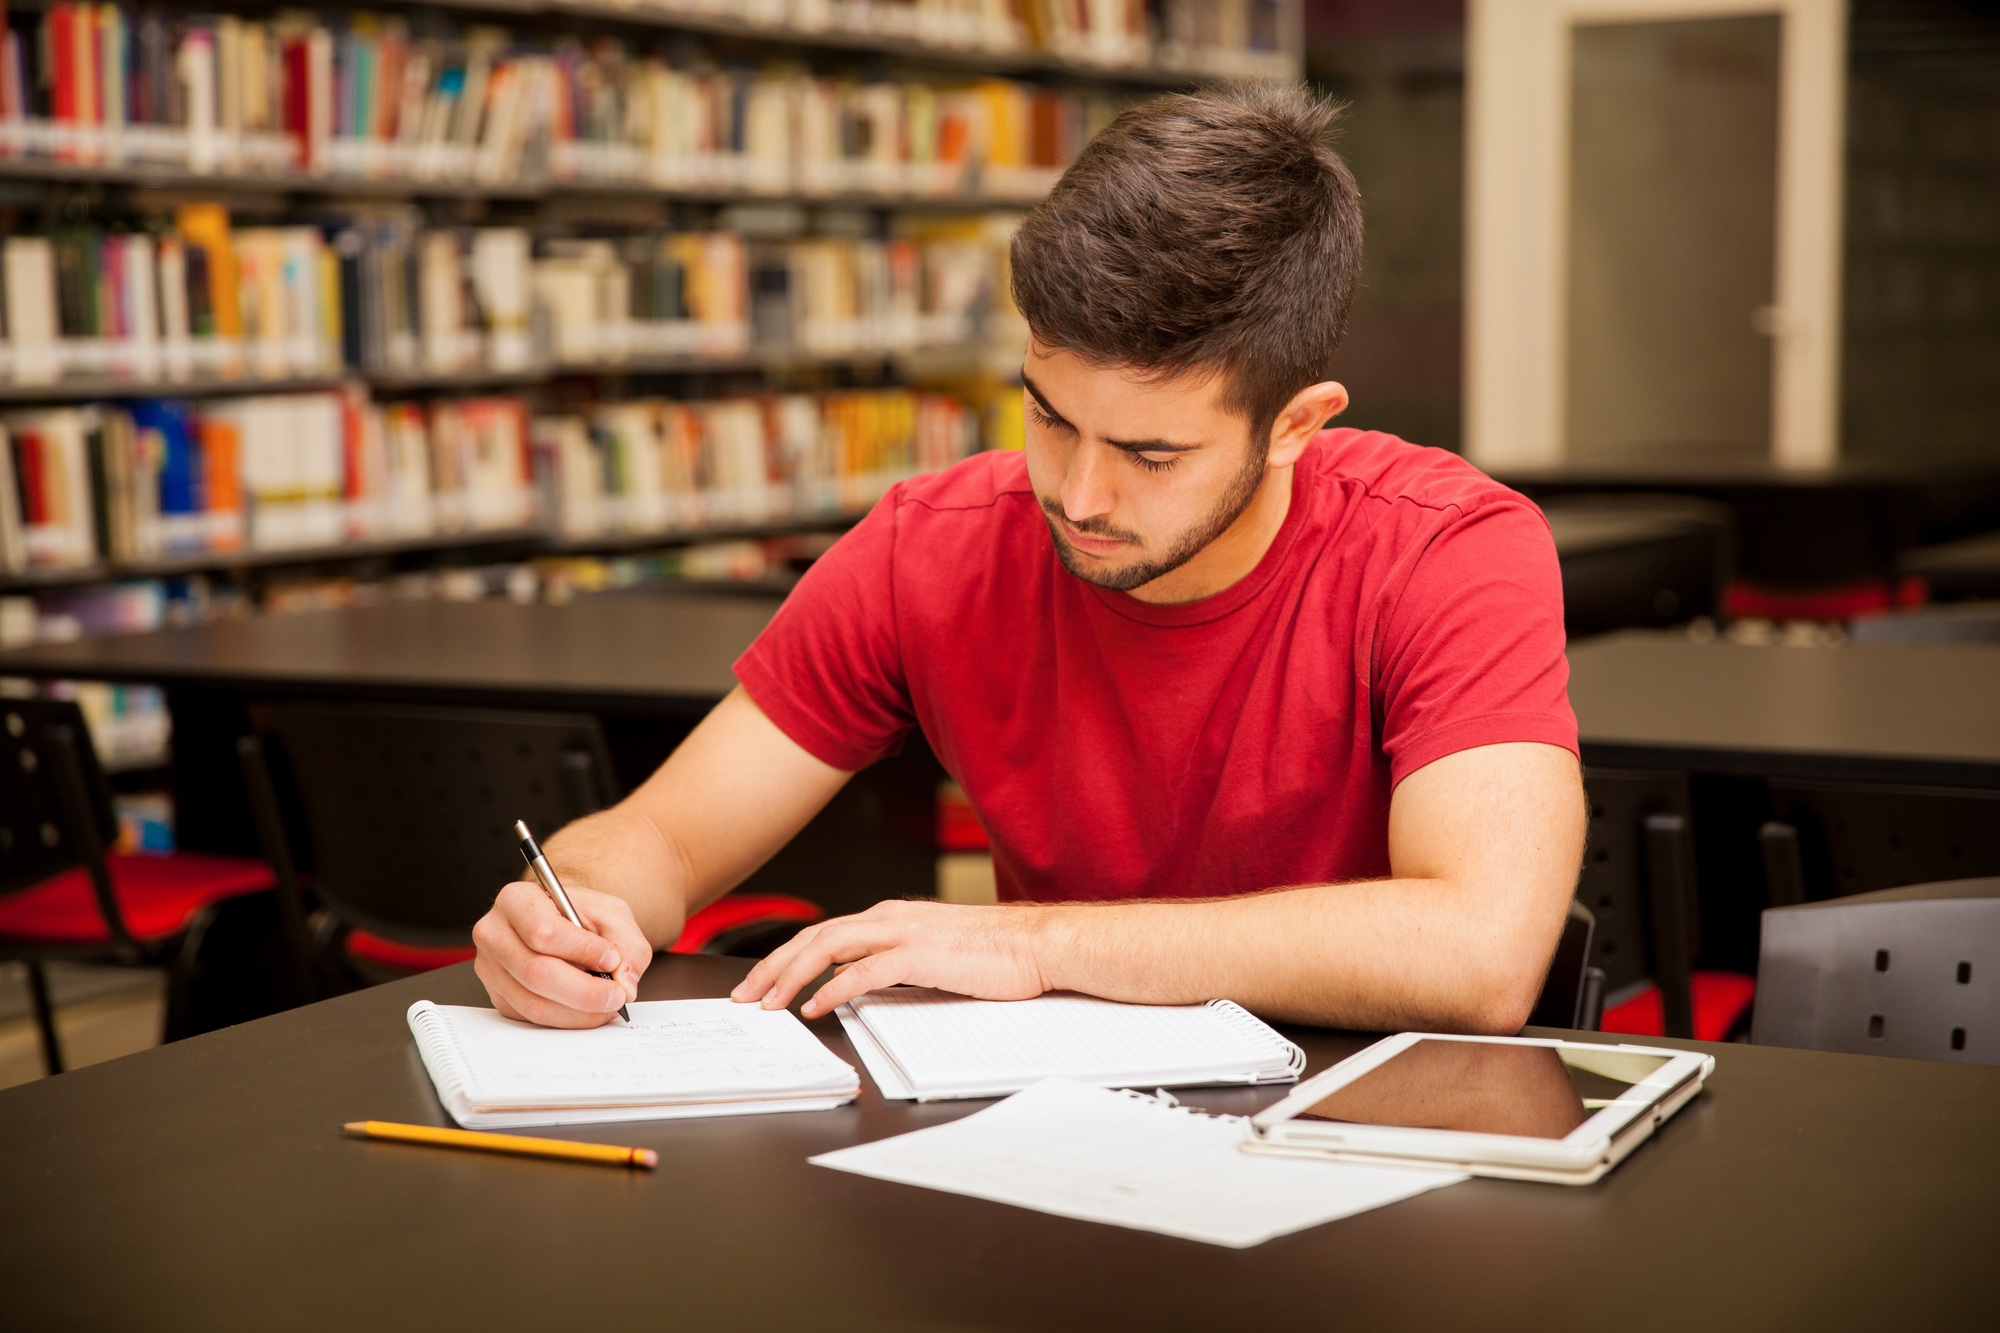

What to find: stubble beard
left=1039, top=442, right=1269, bottom=593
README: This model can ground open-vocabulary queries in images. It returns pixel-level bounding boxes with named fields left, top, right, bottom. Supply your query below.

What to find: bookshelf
left=0, top=0, right=1302, bottom=795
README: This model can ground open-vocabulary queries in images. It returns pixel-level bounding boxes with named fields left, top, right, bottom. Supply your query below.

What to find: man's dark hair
left=1010, top=84, right=1362, bottom=448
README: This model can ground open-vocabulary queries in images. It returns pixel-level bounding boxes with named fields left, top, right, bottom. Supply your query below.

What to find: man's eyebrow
left=1021, top=373, right=1070, bottom=425
left=1021, top=372, right=1202, bottom=452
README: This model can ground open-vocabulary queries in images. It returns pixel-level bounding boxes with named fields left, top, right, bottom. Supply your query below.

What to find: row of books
left=537, top=388, right=979, bottom=536
left=0, top=388, right=536, bottom=572
left=0, top=210, right=1013, bottom=384
left=0, top=6, right=1139, bottom=195
left=0, top=384, right=979, bottom=572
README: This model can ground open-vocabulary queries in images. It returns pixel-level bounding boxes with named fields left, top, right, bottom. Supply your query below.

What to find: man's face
left=1021, top=342, right=1268, bottom=594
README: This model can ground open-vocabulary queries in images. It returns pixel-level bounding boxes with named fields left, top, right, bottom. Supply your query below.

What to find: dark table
left=1902, top=530, right=2000, bottom=601
left=0, top=591, right=938, bottom=913
left=1544, top=499, right=1728, bottom=636
left=1568, top=631, right=2000, bottom=791
left=2, top=953, right=1994, bottom=1330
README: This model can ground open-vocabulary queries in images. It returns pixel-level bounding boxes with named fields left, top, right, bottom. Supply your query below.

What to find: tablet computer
left=1243, top=1033, right=1714, bottom=1185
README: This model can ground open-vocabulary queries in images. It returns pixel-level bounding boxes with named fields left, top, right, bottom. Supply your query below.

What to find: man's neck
left=1125, top=464, right=1298, bottom=605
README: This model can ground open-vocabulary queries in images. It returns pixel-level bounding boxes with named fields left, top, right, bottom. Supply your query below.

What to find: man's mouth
left=1059, top=520, right=1130, bottom=556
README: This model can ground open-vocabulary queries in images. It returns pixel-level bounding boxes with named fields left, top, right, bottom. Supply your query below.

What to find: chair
left=237, top=701, right=821, bottom=991
left=0, top=697, right=275, bottom=1074
left=1527, top=899, right=1606, bottom=1030
left=1752, top=878, right=1998, bottom=1065
left=1579, top=769, right=1757, bottom=1042
left=1759, top=778, right=2000, bottom=905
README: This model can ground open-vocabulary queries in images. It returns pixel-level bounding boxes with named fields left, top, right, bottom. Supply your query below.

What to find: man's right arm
left=471, top=686, right=854, bottom=1027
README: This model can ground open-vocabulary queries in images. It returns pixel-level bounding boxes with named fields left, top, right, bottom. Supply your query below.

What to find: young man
left=472, top=86, right=1585, bottom=1033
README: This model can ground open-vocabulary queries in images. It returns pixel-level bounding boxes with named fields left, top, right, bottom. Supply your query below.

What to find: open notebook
left=835, top=989, right=1305, bottom=1101
left=407, top=999, right=859, bottom=1128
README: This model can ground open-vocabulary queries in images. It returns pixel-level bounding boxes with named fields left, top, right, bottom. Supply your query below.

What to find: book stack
left=0, top=387, right=536, bottom=573
left=0, top=204, right=343, bottom=386
left=334, top=218, right=538, bottom=375
left=1157, top=0, right=1294, bottom=80
left=534, top=387, right=978, bottom=538
left=533, top=233, right=751, bottom=367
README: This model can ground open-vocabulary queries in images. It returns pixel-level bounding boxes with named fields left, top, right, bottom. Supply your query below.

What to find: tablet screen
left=1297, top=1040, right=1675, bottom=1140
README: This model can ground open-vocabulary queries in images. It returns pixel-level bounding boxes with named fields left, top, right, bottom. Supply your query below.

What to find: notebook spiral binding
left=408, top=1001, right=474, bottom=1112
left=1203, top=999, right=1308, bottom=1079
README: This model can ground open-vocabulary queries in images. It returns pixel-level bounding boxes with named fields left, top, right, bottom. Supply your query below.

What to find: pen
left=343, top=1120, right=657, bottom=1169
left=514, top=819, right=631, bottom=1024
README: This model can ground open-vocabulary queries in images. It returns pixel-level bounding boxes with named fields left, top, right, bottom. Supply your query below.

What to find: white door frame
left=1462, top=0, right=1848, bottom=470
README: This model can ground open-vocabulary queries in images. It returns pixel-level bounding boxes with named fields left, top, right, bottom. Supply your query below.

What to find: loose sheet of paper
left=811, top=1078, right=1465, bottom=1248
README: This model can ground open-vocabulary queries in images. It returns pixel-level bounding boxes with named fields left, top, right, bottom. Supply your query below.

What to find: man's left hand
left=730, top=900, right=1056, bottom=1018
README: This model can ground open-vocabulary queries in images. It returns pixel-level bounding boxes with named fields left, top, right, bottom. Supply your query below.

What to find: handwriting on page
left=455, top=1000, right=845, bottom=1098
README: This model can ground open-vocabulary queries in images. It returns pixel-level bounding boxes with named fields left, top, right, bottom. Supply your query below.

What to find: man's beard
left=1038, top=444, right=1268, bottom=594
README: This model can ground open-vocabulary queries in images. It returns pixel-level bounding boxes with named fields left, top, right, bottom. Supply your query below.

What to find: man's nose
left=1060, top=443, right=1117, bottom=522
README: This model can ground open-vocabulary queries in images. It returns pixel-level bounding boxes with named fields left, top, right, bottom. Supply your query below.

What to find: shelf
left=0, top=514, right=875, bottom=593
left=543, top=511, right=869, bottom=556
left=0, top=154, right=1068, bottom=209
left=0, top=344, right=995, bottom=403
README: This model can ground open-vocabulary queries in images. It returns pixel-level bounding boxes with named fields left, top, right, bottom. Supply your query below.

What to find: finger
left=477, top=895, right=628, bottom=1016
left=731, top=920, right=826, bottom=1003
left=756, top=920, right=898, bottom=1012
left=573, top=890, right=651, bottom=1001
left=496, top=881, right=625, bottom=975
left=474, top=952, right=617, bottom=1029
left=802, top=951, right=906, bottom=1018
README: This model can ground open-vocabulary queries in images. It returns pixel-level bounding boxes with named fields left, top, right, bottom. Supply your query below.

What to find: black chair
left=1578, top=769, right=1755, bottom=1041
left=238, top=700, right=827, bottom=992
left=239, top=701, right=621, bottom=989
left=1528, top=899, right=1605, bottom=1031
left=1759, top=779, right=2000, bottom=907
left=0, top=697, right=274, bottom=1073
left=1753, top=878, right=1998, bottom=1065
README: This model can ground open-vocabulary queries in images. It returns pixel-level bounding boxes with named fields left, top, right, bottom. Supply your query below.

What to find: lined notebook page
left=842, top=990, right=1301, bottom=1095
left=812, top=1079, right=1463, bottom=1248
left=409, top=999, right=857, bottom=1109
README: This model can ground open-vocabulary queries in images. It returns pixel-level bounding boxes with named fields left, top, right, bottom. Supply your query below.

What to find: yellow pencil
left=342, top=1120, right=659, bottom=1169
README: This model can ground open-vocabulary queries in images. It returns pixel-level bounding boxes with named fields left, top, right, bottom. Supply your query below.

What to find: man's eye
left=1028, top=403, right=1070, bottom=432
left=1131, top=454, right=1177, bottom=473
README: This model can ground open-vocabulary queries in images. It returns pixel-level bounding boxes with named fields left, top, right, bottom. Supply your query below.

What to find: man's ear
left=1266, top=381, right=1349, bottom=469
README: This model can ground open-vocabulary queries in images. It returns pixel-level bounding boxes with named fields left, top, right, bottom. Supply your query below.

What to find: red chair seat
left=1602, top=971, right=1758, bottom=1043
left=0, top=852, right=274, bottom=945
left=345, top=931, right=476, bottom=973
left=670, top=894, right=823, bottom=954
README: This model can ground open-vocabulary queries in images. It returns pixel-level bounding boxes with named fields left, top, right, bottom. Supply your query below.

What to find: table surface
left=1567, top=631, right=2000, bottom=788
left=0, top=590, right=783, bottom=711
left=1543, top=506, right=1714, bottom=557
left=1, top=955, right=1994, bottom=1331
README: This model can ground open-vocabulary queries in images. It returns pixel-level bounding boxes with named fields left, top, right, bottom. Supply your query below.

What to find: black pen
left=514, top=819, right=631, bottom=1023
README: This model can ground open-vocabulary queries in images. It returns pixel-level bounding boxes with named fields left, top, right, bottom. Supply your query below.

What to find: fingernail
left=729, top=984, right=747, bottom=1000
left=620, top=973, right=638, bottom=1002
left=761, top=995, right=780, bottom=1009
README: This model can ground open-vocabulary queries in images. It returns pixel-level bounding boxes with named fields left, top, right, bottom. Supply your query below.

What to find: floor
left=0, top=962, right=167, bottom=1091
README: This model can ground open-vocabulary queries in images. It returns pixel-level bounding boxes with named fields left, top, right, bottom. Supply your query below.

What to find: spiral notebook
left=834, top=989, right=1305, bottom=1102
left=407, top=999, right=859, bottom=1128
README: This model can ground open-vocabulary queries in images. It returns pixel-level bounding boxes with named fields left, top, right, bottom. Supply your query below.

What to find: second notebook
left=836, top=989, right=1305, bottom=1102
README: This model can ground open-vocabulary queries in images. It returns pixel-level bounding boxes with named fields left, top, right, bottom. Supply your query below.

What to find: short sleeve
left=1374, top=499, right=1578, bottom=786
left=733, top=494, right=917, bottom=771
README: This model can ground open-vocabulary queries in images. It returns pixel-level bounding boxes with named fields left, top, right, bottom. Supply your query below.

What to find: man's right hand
left=472, top=881, right=652, bottom=1028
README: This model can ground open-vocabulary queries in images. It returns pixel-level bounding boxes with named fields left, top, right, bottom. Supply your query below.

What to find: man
left=473, top=85, right=1585, bottom=1034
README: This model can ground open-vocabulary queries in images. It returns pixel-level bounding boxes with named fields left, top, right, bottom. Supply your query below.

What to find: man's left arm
left=733, top=738, right=1584, bottom=1032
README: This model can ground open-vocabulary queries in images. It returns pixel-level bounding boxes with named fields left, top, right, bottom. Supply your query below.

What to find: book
left=811, top=1078, right=1463, bottom=1249
left=835, top=989, right=1306, bottom=1102
left=406, top=998, right=860, bottom=1128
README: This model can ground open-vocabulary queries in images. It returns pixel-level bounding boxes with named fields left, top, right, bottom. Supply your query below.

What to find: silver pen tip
left=513, top=820, right=532, bottom=842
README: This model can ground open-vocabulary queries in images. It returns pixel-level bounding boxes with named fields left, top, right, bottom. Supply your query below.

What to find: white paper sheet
left=811, top=1078, right=1465, bottom=1248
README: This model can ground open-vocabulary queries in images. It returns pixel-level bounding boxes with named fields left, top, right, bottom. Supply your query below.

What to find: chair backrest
left=1753, top=877, right=1999, bottom=1065
left=1578, top=768, right=1701, bottom=1036
left=1761, top=778, right=2000, bottom=903
left=1528, top=899, right=1603, bottom=1030
left=245, top=702, right=619, bottom=946
left=0, top=696, right=117, bottom=899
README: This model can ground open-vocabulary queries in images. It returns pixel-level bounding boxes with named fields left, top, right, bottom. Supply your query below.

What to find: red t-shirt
left=735, top=429, right=1577, bottom=903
